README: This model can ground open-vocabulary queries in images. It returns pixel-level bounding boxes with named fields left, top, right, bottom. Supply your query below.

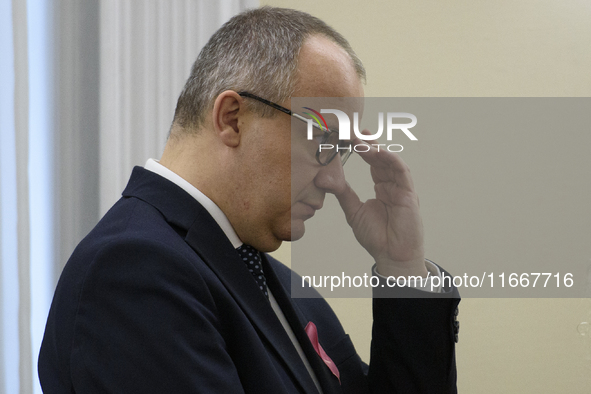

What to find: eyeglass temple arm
left=291, top=113, right=329, bottom=133
left=238, top=91, right=329, bottom=133
left=237, top=91, right=291, bottom=115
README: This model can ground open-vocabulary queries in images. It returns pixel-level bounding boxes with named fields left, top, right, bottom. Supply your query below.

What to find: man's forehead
left=290, top=35, right=364, bottom=99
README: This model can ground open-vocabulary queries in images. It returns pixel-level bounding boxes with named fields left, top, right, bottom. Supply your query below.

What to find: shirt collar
left=144, top=158, right=243, bottom=249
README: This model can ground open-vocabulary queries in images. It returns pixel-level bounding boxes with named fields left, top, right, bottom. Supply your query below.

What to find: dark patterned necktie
left=236, top=245, right=268, bottom=299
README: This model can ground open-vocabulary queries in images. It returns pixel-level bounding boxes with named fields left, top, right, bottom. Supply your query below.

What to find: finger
left=333, top=181, right=364, bottom=225
left=352, top=133, right=405, bottom=169
left=351, top=134, right=415, bottom=191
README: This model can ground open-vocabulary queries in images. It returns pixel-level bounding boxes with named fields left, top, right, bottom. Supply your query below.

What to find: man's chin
left=289, top=219, right=306, bottom=241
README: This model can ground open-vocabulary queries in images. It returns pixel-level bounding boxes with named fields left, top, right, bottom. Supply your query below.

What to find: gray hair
left=172, top=6, right=365, bottom=131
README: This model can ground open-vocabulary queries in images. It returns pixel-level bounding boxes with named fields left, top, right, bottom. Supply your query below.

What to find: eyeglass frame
left=237, top=91, right=353, bottom=166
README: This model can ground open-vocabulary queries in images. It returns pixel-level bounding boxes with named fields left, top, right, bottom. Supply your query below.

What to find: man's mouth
left=301, top=203, right=316, bottom=219
left=296, top=201, right=322, bottom=220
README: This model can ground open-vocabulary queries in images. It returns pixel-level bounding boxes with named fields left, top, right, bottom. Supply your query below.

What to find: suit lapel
left=263, top=255, right=343, bottom=394
left=185, top=211, right=321, bottom=394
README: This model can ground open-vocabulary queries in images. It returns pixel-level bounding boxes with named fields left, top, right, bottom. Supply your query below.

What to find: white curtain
left=0, top=1, right=258, bottom=393
left=99, top=0, right=259, bottom=214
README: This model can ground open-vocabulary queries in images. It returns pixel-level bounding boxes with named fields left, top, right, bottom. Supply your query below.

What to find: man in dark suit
left=39, top=7, right=460, bottom=393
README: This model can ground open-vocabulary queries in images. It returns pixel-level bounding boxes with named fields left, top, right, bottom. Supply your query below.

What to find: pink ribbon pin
left=305, top=321, right=341, bottom=384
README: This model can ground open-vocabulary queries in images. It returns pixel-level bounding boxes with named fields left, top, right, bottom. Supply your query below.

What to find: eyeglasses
left=238, top=92, right=352, bottom=166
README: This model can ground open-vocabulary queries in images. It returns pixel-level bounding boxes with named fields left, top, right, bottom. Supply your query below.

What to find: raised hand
left=333, top=135, right=427, bottom=278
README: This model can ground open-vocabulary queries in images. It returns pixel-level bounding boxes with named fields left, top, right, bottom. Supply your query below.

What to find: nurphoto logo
left=304, top=107, right=418, bottom=153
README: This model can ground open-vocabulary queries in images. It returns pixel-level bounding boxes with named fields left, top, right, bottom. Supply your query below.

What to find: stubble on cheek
left=241, top=200, right=250, bottom=211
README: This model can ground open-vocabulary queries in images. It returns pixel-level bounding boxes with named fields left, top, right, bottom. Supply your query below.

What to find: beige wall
left=264, top=0, right=591, bottom=392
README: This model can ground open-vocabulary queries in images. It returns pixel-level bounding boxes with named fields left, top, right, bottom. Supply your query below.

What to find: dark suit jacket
left=39, top=166, right=460, bottom=393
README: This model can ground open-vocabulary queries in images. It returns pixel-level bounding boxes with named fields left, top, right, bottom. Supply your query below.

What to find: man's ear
left=212, top=90, right=244, bottom=147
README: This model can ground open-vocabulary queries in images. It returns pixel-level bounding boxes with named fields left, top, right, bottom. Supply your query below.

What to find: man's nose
left=313, top=157, right=347, bottom=195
